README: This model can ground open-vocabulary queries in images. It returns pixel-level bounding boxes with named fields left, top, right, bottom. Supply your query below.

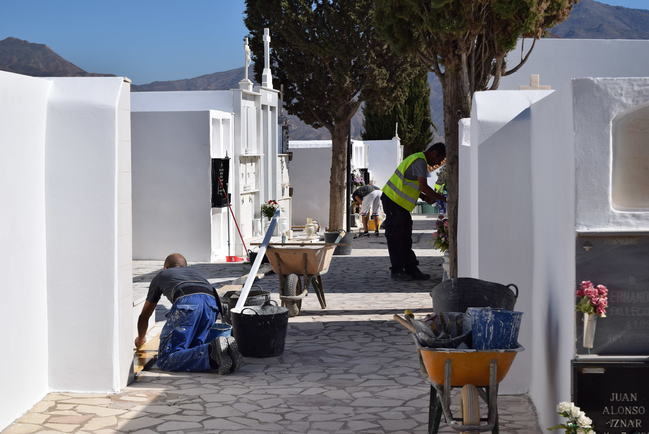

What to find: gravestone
left=211, top=157, right=230, bottom=208
left=576, top=233, right=649, bottom=355
left=573, top=360, right=649, bottom=433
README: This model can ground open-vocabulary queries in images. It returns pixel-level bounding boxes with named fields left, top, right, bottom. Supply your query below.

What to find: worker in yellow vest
left=381, top=142, right=446, bottom=280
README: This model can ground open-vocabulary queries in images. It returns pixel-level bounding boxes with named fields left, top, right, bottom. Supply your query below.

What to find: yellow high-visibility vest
left=382, top=152, right=426, bottom=212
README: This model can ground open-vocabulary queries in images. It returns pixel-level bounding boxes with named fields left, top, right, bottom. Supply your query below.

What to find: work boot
left=209, top=337, right=233, bottom=375
left=407, top=269, right=430, bottom=281
left=226, top=336, right=243, bottom=373
left=391, top=271, right=413, bottom=281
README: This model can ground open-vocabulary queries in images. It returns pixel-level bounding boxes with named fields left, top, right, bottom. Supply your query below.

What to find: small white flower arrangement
left=549, top=402, right=594, bottom=433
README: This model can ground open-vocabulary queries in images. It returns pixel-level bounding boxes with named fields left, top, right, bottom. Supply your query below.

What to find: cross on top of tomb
left=519, top=74, right=552, bottom=90
left=262, top=28, right=273, bottom=89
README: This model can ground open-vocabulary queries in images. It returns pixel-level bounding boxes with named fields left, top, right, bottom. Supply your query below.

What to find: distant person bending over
left=381, top=143, right=447, bottom=281
left=352, top=184, right=382, bottom=236
left=134, top=253, right=242, bottom=374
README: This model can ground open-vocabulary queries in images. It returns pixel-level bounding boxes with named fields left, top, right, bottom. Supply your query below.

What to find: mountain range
left=2, top=0, right=648, bottom=139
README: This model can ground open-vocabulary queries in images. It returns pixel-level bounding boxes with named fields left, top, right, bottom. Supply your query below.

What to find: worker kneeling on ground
left=352, top=184, right=382, bottom=236
left=381, top=142, right=447, bottom=281
left=134, top=253, right=242, bottom=374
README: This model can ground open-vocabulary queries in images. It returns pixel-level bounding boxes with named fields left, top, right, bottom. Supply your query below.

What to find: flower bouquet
left=576, top=281, right=608, bottom=317
left=549, top=401, right=593, bottom=433
left=433, top=215, right=449, bottom=252
left=261, top=200, right=279, bottom=220
left=576, top=280, right=608, bottom=349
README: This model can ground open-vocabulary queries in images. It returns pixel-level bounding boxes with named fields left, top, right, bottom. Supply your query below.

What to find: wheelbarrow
left=419, top=344, right=524, bottom=433
left=263, top=242, right=337, bottom=316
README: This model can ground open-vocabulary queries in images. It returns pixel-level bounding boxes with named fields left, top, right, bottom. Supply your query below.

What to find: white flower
left=570, top=406, right=583, bottom=418
left=577, top=414, right=592, bottom=427
left=557, top=401, right=573, bottom=413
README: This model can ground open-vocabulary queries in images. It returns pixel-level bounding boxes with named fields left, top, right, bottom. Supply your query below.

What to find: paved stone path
left=4, top=216, right=541, bottom=433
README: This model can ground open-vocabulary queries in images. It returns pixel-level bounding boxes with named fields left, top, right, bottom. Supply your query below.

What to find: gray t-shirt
left=146, top=267, right=212, bottom=304
left=404, top=158, right=428, bottom=180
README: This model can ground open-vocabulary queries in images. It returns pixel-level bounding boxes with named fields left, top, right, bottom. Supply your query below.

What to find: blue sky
left=0, top=0, right=647, bottom=84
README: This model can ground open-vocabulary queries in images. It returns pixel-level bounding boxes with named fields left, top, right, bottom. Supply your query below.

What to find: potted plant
left=576, top=280, right=608, bottom=350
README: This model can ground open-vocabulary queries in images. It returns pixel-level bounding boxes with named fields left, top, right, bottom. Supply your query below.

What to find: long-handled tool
left=231, top=209, right=280, bottom=314
left=216, top=175, right=248, bottom=260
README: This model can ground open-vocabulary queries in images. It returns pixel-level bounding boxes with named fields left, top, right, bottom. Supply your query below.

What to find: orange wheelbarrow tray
left=417, top=344, right=524, bottom=433
left=419, top=345, right=523, bottom=387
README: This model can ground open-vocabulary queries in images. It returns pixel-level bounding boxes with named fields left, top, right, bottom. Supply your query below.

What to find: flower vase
left=263, top=218, right=276, bottom=237
left=582, top=312, right=597, bottom=349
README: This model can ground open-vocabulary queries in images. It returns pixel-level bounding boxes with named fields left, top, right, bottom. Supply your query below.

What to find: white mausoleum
left=131, top=30, right=290, bottom=261
left=458, top=38, right=649, bottom=429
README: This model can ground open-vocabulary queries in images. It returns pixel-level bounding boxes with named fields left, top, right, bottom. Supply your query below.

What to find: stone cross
left=519, top=74, right=552, bottom=90
left=262, top=28, right=273, bottom=89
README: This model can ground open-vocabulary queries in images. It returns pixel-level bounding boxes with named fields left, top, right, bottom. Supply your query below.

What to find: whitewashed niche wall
left=612, top=104, right=649, bottom=212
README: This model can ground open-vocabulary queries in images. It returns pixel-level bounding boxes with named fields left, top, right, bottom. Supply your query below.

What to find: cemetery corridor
left=3, top=216, right=540, bottom=433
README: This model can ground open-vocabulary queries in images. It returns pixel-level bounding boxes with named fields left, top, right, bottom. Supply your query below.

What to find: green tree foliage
left=362, top=70, right=434, bottom=157
left=245, top=0, right=416, bottom=230
left=374, top=0, right=578, bottom=275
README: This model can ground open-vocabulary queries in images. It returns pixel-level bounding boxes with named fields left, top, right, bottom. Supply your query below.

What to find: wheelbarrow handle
left=393, top=314, right=416, bottom=333
left=507, top=283, right=519, bottom=298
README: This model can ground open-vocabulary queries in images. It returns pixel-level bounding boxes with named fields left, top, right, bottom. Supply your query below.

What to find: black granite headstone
left=211, top=157, right=230, bottom=208
left=573, top=359, right=649, bottom=434
left=576, top=233, right=649, bottom=355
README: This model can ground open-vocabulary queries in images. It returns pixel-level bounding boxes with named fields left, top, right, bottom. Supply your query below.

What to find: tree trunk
left=328, top=121, right=350, bottom=231
left=442, top=73, right=471, bottom=278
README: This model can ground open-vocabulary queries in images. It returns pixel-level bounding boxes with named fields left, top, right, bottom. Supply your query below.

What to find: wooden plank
left=133, top=334, right=160, bottom=375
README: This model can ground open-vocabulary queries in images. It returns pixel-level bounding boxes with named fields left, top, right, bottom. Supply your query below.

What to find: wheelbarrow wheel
left=460, top=384, right=480, bottom=434
left=285, top=274, right=302, bottom=317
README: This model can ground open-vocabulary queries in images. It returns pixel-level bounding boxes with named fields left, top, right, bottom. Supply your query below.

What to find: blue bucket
left=206, top=322, right=232, bottom=341
left=466, top=307, right=522, bottom=350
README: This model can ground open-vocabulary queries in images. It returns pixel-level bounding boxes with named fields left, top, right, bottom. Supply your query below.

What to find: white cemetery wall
left=131, top=90, right=233, bottom=113
left=0, top=71, right=51, bottom=430
left=573, top=78, right=649, bottom=230
left=116, top=81, right=133, bottom=388
left=458, top=119, right=474, bottom=276
left=464, top=90, right=554, bottom=399
left=290, top=145, right=333, bottom=228
left=46, top=77, right=132, bottom=391
left=365, top=138, right=402, bottom=187
left=528, top=91, right=577, bottom=430
left=475, top=105, right=535, bottom=395
left=132, top=111, right=212, bottom=262
left=289, top=138, right=400, bottom=228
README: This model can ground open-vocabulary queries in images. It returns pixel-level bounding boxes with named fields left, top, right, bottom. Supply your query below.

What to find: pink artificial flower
left=581, top=281, right=593, bottom=290
left=584, top=287, right=598, bottom=298
left=597, top=285, right=608, bottom=296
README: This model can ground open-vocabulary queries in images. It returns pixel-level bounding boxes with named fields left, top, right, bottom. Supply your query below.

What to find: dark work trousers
left=381, top=193, right=418, bottom=274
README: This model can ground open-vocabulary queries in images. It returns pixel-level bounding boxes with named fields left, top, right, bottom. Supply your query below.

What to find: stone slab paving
left=3, top=216, right=541, bottom=433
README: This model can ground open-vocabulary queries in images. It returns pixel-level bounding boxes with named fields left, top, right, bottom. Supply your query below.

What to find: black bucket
left=231, top=300, right=289, bottom=357
left=430, top=278, right=518, bottom=312
left=221, top=288, right=271, bottom=324
left=324, top=232, right=353, bottom=255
